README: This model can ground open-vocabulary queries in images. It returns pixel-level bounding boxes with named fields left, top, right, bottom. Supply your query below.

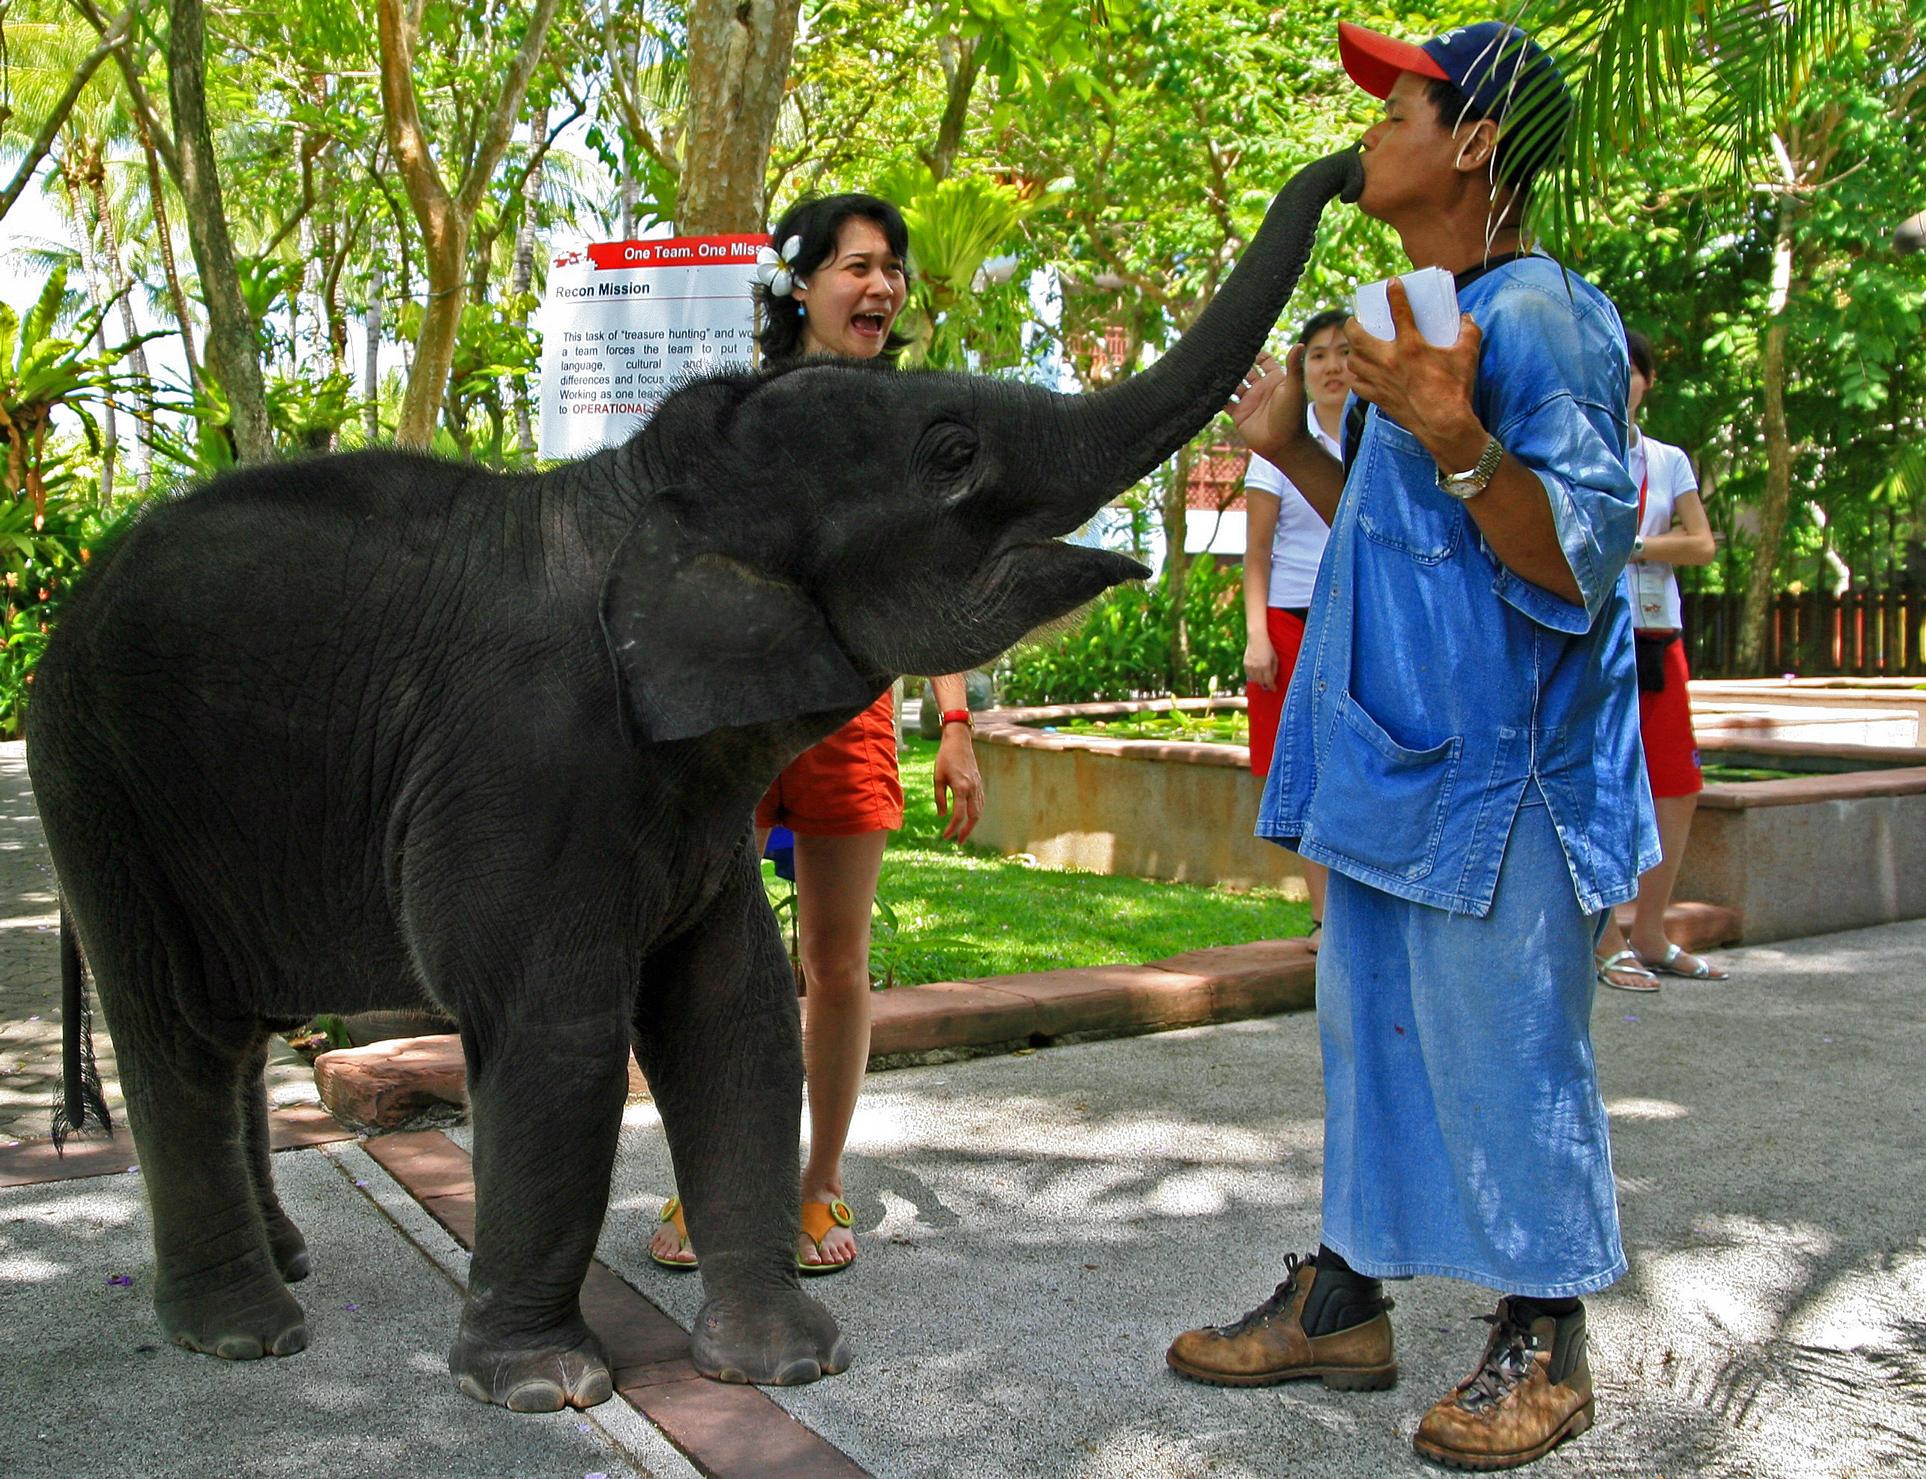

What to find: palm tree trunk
left=365, top=263, right=384, bottom=443
left=92, top=167, right=154, bottom=491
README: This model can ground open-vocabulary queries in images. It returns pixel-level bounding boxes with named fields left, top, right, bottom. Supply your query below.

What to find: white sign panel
left=538, top=233, right=768, bottom=459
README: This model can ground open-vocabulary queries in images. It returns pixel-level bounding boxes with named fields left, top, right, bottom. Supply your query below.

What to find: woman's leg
left=1628, top=794, right=1723, bottom=974
left=793, top=828, right=889, bottom=1266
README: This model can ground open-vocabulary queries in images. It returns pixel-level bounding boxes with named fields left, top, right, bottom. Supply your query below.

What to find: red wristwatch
left=939, top=709, right=974, bottom=730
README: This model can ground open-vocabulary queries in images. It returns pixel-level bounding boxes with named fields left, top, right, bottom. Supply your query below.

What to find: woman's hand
left=1228, top=348, right=1310, bottom=464
left=1244, top=632, right=1279, bottom=691
left=933, top=724, right=984, bottom=842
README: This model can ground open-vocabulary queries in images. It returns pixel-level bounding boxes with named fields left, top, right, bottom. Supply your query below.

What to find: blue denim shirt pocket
left=1356, top=417, right=1465, bottom=565
left=1307, top=691, right=1463, bottom=881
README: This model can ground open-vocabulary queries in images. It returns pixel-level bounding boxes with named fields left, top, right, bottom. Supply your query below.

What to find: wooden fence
left=1681, top=590, right=1926, bottom=678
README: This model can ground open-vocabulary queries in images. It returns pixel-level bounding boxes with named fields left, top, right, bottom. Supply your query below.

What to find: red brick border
left=0, top=1103, right=352, bottom=1188
left=364, top=1131, right=871, bottom=1479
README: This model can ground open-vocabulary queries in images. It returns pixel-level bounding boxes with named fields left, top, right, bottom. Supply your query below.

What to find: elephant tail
left=50, top=907, right=111, bottom=1151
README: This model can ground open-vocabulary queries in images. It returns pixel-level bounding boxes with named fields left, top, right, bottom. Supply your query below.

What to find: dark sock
left=1300, top=1246, right=1383, bottom=1337
left=1508, top=1295, right=1580, bottom=1320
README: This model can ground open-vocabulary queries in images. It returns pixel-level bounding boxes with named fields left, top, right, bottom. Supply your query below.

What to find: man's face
left=1356, top=70, right=1484, bottom=223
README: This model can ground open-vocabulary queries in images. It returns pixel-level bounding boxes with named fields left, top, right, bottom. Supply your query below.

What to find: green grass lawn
left=766, top=734, right=1312, bottom=986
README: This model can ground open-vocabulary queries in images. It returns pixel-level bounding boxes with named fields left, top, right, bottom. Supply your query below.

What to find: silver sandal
left=1597, top=949, right=1661, bottom=992
left=1640, top=942, right=1728, bottom=981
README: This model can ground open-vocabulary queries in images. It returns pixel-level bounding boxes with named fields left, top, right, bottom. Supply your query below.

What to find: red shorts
left=1637, top=635, right=1702, bottom=798
left=1245, top=606, right=1308, bottom=778
left=755, top=692, right=904, bottom=835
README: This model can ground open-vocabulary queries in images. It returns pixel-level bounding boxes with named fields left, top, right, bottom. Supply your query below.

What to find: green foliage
left=998, top=553, right=1245, bottom=704
left=0, top=485, right=134, bottom=738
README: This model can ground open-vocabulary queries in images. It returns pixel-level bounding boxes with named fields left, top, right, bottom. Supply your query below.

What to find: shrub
left=997, top=554, right=1246, bottom=704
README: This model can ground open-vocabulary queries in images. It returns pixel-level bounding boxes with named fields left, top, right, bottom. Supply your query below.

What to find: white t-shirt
left=1244, top=405, right=1342, bottom=609
left=1622, top=427, right=1698, bottom=631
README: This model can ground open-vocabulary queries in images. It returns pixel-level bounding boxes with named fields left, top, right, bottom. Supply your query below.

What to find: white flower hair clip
left=756, top=235, right=803, bottom=297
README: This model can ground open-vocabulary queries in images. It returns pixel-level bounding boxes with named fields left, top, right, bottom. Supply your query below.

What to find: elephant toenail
left=716, top=1366, right=749, bottom=1384
left=772, top=1358, right=823, bottom=1385
left=506, top=1379, right=566, bottom=1412
left=215, top=1336, right=265, bottom=1359
left=569, top=1371, right=613, bottom=1407
left=269, top=1325, right=309, bottom=1356
left=458, top=1375, right=493, bottom=1405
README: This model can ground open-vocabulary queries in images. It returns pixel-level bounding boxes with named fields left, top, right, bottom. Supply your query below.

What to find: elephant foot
left=449, top=1319, right=613, bottom=1412
left=265, top=1210, right=311, bottom=1283
left=156, top=1271, right=310, bottom=1360
left=692, top=1289, right=851, bottom=1386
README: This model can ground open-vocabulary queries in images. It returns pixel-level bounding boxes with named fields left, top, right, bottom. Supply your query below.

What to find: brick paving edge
left=364, top=1131, right=872, bottom=1479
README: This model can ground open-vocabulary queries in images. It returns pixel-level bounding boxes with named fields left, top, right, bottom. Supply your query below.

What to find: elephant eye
left=919, top=423, right=978, bottom=492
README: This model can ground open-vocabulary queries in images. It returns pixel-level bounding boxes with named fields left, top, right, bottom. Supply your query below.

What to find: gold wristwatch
left=1437, top=436, right=1503, bottom=501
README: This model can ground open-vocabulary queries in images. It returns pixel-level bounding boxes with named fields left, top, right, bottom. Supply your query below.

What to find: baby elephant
left=29, top=148, right=1360, bottom=1409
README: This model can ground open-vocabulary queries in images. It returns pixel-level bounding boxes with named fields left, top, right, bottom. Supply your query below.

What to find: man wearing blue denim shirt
left=1165, top=22, right=1658, bottom=1471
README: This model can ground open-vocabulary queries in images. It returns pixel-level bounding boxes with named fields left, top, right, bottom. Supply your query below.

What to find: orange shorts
left=755, top=692, right=903, bottom=836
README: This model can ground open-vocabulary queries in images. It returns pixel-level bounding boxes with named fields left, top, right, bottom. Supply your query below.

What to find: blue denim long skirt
left=1317, top=794, right=1626, bottom=1299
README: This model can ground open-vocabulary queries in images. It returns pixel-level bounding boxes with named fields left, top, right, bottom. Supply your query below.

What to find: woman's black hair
left=1296, top=308, right=1351, bottom=347
left=756, top=193, right=912, bottom=365
left=1625, top=328, right=1656, bottom=381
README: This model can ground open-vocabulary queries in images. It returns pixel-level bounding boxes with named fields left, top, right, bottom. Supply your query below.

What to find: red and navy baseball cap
left=1339, top=20, right=1572, bottom=183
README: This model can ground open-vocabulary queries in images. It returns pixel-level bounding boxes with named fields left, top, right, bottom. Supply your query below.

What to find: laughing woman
left=649, top=194, right=985, bottom=1275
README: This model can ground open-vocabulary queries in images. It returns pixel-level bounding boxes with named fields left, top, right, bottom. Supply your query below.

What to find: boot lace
left=1456, top=1309, right=1542, bottom=1413
left=1214, top=1251, right=1312, bottom=1337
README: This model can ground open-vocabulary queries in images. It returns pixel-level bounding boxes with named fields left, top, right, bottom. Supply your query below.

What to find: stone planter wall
left=976, top=702, right=1926, bottom=944
left=972, top=699, right=1305, bottom=897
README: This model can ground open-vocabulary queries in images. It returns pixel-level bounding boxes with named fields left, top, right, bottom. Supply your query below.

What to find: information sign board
left=537, top=233, right=767, bottom=459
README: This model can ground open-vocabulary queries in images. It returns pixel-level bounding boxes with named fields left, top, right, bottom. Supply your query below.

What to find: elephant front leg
left=637, top=859, right=851, bottom=1386
left=448, top=1014, right=630, bottom=1412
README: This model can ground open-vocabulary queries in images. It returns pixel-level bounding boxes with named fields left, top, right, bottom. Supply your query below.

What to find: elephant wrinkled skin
left=26, top=148, right=1361, bottom=1409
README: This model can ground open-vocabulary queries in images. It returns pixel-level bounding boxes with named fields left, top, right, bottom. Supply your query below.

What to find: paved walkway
left=3, top=737, right=1922, bottom=1476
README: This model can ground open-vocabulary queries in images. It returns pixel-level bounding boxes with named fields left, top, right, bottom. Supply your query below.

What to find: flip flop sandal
left=651, top=1195, right=698, bottom=1270
left=797, top=1199, right=856, bottom=1277
left=1305, top=920, right=1322, bottom=954
left=1597, top=949, right=1661, bottom=993
left=1641, top=942, right=1728, bottom=981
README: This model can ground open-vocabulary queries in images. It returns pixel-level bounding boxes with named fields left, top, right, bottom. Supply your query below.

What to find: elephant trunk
left=1062, top=147, right=1364, bottom=500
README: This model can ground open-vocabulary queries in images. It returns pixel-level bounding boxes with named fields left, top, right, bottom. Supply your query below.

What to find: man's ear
left=600, top=502, right=880, bottom=744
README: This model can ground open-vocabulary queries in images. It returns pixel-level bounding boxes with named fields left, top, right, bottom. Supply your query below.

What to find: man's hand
left=1227, top=348, right=1311, bottom=465
left=1347, top=277, right=1582, bottom=605
left=1344, top=277, right=1487, bottom=469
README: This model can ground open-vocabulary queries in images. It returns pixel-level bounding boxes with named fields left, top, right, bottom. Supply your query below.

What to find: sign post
left=537, top=233, right=768, bottom=459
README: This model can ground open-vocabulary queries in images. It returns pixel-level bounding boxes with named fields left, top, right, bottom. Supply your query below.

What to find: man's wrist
left=1421, top=410, right=1491, bottom=474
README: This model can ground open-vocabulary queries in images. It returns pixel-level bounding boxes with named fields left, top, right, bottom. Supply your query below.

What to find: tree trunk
left=91, top=165, right=153, bottom=492
left=678, top=0, right=804, bottom=233
left=365, top=263, right=384, bottom=443
left=1163, top=444, right=1195, bottom=696
left=377, top=0, right=560, bottom=450
left=135, top=108, right=198, bottom=389
left=511, top=103, right=547, bottom=457
left=1738, top=209, right=1797, bottom=674
left=167, top=0, right=274, bottom=462
left=928, top=33, right=981, bottom=183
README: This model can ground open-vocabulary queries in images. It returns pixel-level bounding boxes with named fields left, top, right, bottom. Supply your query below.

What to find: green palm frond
left=1521, top=0, right=1857, bottom=241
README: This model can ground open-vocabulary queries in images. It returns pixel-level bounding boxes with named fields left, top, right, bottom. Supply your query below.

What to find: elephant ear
left=600, top=502, right=878, bottom=744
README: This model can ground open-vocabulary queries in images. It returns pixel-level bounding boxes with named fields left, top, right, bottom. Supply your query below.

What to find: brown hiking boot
left=1166, top=1252, right=1397, bottom=1390
left=1413, top=1299, right=1595, bottom=1470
